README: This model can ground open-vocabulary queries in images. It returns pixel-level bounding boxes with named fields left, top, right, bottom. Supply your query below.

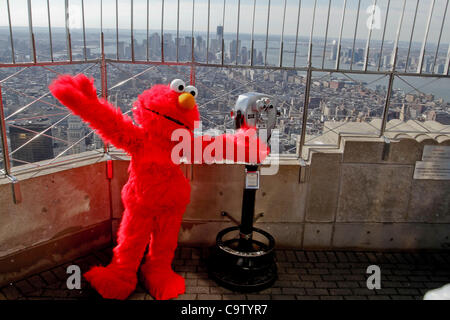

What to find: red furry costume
left=50, top=75, right=268, bottom=300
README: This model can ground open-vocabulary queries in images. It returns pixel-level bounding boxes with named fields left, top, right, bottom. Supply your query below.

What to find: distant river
left=117, top=32, right=450, bottom=103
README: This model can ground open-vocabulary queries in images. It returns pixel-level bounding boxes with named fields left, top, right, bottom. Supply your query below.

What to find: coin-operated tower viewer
left=209, top=92, right=280, bottom=291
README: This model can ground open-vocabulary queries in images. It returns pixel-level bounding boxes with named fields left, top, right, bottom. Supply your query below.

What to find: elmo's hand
left=233, top=127, right=270, bottom=164
left=196, top=127, right=270, bottom=164
left=49, top=74, right=99, bottom=113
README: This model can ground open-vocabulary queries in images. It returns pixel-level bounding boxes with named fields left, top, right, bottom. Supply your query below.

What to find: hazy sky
left=1, top=0, right=449, bottom=44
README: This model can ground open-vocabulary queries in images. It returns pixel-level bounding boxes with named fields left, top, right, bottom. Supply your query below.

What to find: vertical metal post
left=236, top=0, right=240, bottom=65
left=47, top=0, right=53, bottom=62
left=445, top=44, right=450, bottom=76
left=335, top=0, right=346, bottom=70
left=147, top=0, right=150, bottom=61
left=239, top=165, right=258, bottom=247
left=321, top=0, right=331, bottom=69
left=417, top=0, right=435, bottom=74
left=432, top=0, right=449, bottom=74
left=264, top=0, right=271, bottom=67
left=0, top=85, right=11, bottom=175
left=405, top=0, right=419, bottom=72
left=190, top=0, right=196, bottom=88
left=161, top=0, right=164, bottom=62
left=380, top=0, right=405, bottom=137
left=101, top=33, right=108, bottom=102
left=190, top=64, right=196, bottom=86
left=191, top=0, right=195, bottom=63
left=377, top=0, right=390, bottom=71
left=6, top=0, right=15, bottom=64
left=101, top=33, right=108, bottom=154
left=299, top=64, right=312, bottom=159
left=100, top=27, right=113, bottom=245
left=206, top=0, right=210, bottom=64
left=363, top=0, right=377, bottom=72
left=176, top=0, right=180, bottom=62
left=221, top=0, right=226, bottom=65
left=392, top=0, right=406, bottom=72
left=116, top=0, right=119, bottom=60
left=293, top=0, right=302, bottom=68
left=279, top=0, right=287, bottom=68
left=250, top=0, right=256, bottom=66
left=131, top=0, right=135, bottom=62
left=100, top=0, right=103, bottom=34
left=307, top=0, right=317, bottom=67
left=27, top=0, right=37, bottom=63
left=81, top=0, right=87, bottom=61
left=65, top=0, right=72, bottom=62
left=0, top=84, right=21, bottom=204
left=299, top=12, right=315, bottom=159
left=350, top=0, right=361, bottom=70
left=380, top=72, right=394, bottom=136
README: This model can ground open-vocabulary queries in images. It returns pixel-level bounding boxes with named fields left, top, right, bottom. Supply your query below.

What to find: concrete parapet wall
left=0, top=137, right=449, bottom=285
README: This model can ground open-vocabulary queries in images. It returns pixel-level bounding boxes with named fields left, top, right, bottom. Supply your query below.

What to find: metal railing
left=0, top=0, right=449, bottom=203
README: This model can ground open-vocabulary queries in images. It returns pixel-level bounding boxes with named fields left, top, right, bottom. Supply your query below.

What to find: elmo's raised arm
left=50, top=74, right=143, bottom=154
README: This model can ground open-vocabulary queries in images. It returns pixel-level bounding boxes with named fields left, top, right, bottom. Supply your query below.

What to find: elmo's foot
left=140, top=267, right=185, bottom=300
left=84, top=265, right=137, bottom=300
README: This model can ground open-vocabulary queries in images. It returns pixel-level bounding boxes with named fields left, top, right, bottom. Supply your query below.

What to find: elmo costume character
left=49, top=75, right=268, bottom=300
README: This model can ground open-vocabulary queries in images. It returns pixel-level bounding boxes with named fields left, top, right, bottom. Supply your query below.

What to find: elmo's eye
left=185, top=85, right=198, bottom=97
left=170, top=79, right=186, bottom=93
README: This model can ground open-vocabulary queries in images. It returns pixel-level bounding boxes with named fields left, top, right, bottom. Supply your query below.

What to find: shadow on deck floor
left=1, top=247, right=449, bottom=300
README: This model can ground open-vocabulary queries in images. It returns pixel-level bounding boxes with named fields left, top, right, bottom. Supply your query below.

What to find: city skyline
left=0, top=1, right=448, bottom=168
left=0, top=0, right=449, bottom=44
left=2, top=23, right=449, bottom=84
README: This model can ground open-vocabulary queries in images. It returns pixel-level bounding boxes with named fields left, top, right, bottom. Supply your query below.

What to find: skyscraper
left=185, top=36, right=193, bottom=50
left=257, top=51, right=264, bottom=65
left=67, top=115, right=86, bottom=155
left=240, top=46, right=248, bottom=64
left=436, top=63, right=445, bottom=74
left=216, top=26, right=223, bottom=40
left=9, top=122, right=54, bottom=166
left=196, top=35, right=204, bottom=51
left=383, top=55, right=391, bottom=68
left=149, top=33, right=161, bottom=58
left=330, top=40, right=337, bottom=60
left=229, top=39, right=241, bottom=62
left=117, top=41, right=125, bottom=58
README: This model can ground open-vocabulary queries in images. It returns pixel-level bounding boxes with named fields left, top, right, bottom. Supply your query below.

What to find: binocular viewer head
left=232, top=92, right=280, bottom=138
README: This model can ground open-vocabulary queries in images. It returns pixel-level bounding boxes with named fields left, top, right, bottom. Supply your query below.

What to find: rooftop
left=2, top=246, right=450, bottom=301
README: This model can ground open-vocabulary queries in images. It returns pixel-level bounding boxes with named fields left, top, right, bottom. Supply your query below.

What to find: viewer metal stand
left=208, top=93, right=278, bottom=292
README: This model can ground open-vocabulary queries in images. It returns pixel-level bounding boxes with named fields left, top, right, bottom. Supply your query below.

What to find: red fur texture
left=49, top=74, right=269, bottom=300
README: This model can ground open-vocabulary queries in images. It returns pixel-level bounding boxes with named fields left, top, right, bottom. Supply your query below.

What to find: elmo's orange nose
left=178, top=92, right=196, bottom=110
